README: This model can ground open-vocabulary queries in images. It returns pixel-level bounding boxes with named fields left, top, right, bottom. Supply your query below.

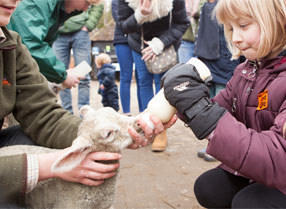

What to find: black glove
left=161, top=63, right=210, bottom=112
left=162, top=63, right=226, bottom=140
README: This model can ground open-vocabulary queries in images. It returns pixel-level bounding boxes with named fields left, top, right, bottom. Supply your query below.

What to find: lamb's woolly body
left=0, top=106, right=137, bottom=209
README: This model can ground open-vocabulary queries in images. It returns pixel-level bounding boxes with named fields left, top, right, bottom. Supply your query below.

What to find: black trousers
left=0, top=125, right=36, bottom=209
left=194, top=167, right=286, bottom=208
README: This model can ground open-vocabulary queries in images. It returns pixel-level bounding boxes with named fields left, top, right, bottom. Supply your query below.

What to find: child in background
left=161, top=0, right=286, bottom=207
left=96, top=53, right=119, bottom=111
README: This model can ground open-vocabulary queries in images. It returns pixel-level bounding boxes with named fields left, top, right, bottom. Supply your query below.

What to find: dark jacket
left=112, top=0, right=128, bottom=45
left=208, top=56, right=286, bottom=194
left=194, top=0, right=242, bottom=84
left=117, top=0, right=190, bottom=54
left=0, top=27, right=80, bottom=204
left=194, top=1, right=219, bottom=60
left=97, top=64, right=118, bottom=93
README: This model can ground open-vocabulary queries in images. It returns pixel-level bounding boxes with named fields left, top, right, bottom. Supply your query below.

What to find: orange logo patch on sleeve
left=257, top=89, right=268, bottom=110
left=2, top=78, right=11, bottom=86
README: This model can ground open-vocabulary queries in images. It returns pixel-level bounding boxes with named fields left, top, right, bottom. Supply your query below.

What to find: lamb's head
left=78, top=106, right=136, bottom=152
left=51, top=105, right=138, bottom=173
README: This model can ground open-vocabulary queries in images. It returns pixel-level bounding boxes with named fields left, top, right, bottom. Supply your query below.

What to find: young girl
left=161, top=0, right=286, bottom=207
left=96, top=53, right=119, bottom=111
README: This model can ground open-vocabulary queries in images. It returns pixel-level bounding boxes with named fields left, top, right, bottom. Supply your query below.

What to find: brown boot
left=151, top=130, right=167, bottom=152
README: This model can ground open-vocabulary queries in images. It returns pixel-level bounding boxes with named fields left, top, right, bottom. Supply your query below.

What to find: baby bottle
left=142, top=57, right=212, bottom=129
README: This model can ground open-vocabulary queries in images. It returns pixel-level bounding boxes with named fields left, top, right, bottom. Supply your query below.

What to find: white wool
left=126, top=0, right=173, bottom=23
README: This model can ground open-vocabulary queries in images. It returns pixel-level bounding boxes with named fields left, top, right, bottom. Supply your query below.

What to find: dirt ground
left=70, top=79, right=220, bottom=209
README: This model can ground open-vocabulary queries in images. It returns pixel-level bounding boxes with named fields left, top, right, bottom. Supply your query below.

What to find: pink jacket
left=208, top=56, right=286, bottom=194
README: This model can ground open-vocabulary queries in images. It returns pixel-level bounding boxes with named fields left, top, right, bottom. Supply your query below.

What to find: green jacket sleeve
left=7, top=0, right=67, bottom=83
left=58, top=4, right=104, bottom=33
left=85, top=4, right=104, bottom=31
left=0, top=154, right=27, bottom=206
left=0, top=29, right=81, bottom=203
left=13, top=33, right=81, bottom=149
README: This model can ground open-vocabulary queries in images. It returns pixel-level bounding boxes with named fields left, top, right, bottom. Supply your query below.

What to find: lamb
left=0, top=105, right=141, bottom=209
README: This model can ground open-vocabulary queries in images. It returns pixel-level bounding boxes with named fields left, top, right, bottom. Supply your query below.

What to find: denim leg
left=59, top=88, right=73, bottom=113
left=132, top=50, right=155, bottom=110
left=115, top=44, right=133, bottom=113
left=52, top=34, right=73, bottom=113
left=154, top=73, right=164, bottom=94
left=178, top=40, right=195, bottom=63
left=72, top=31, right=91, bottom=110
left=135, top=69, right=143, bottom=112
left=0, top=125, right=37, bottom=147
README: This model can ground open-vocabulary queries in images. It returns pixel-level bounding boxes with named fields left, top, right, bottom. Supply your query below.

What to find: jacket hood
left=101, top=63, right=116, bottom=70
left=125, top=0, right=173, bottom=23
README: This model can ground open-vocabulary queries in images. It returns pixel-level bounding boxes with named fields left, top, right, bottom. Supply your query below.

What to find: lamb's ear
left=51, top=136, right=92, bottom=173
left=79, top=105, right=93, bottom=117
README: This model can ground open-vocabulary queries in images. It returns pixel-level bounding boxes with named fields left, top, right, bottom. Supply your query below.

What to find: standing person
left=161, top=0, right=286, bottom=207
left=52, top=2, right=104, bottom=114
left=117, top=0, right=189, bottom=152
left=193, top=0, right=242, bottom=162
left=7, top=0, right=98, bottom=89
left=96, top=53, right=119, bottom=112
left=178, top=0, right=202, bottom=63
left=0, top=0, right=167, bottom=207
left=111, top=0, right=143, bottom=115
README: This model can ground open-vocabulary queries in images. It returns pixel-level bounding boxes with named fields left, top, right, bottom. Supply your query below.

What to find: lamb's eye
left=106, top=131, right=112, bottom=138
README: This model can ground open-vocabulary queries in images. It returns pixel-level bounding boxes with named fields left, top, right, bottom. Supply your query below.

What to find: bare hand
left=100, top=84, right=105, bottom=90
left=38, top=149, right=122, bottom=187
left=56, top=151, right=121, bottom=186
left=142, top=42, right=156, bottom=62
left=140, top=0, right=152, bottom=16
left=81, top=26, right=88, bottom=32
left=62, top=68, right=85, bottom=89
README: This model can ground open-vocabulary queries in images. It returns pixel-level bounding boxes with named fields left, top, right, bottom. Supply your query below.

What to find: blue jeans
left=53, top=30, right=91, bottom=114
left=178, top=40, right=195, bottom=63
left=131, top=50, right=164, bottom=110
left=115, top=44, right=143, bottom=113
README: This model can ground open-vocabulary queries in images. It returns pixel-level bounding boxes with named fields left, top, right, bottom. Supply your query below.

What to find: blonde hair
left=96, top=53, right=112, bottom=68
left=214, top=0, right=286, bottom=59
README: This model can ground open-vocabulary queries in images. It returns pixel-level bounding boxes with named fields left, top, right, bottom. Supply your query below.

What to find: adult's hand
left=38, top=148, right=121, bottom=186
left=62, top=68, right=85, bottom=89
left=142, top=45, right=157, bottom=62
left=140, top=0, right=152, bottom=16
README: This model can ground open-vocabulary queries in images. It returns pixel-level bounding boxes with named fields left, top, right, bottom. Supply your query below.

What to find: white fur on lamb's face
left=52, top=106, right=136, bottom=173
left=79, top=106, right=134, bottom=152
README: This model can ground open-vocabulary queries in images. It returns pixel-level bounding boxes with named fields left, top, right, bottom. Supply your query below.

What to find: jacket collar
left=244, top=55, right=286, bottom=76
left=0, top=28, right=6, bottom=44
left=0, top=27, right=17, bottom=50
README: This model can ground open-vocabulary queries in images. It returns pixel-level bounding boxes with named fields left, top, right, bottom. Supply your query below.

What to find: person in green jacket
left=7, top=0, right=97, bottom=89
left=53, top=3, right=104, bottom=114
left=0, top=0, right=171, bottom=207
